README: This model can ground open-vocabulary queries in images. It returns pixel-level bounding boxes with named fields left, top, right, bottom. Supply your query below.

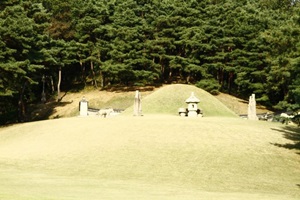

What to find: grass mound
left=123, top=84, right=237, bottom=117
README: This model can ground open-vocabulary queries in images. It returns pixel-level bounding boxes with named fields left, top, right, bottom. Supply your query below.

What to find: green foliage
left=196, top=79, right=220, bottom=95
left=0, top=1, right=49, bottom=122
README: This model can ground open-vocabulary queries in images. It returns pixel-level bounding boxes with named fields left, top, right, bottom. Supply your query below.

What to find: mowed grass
left=0, top=116, right=299, bottom=200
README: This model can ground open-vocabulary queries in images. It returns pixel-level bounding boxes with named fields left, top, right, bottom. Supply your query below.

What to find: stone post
left=247, top=94, right=258, bottom=120
left=133, top=90, right=142, bottom=116
left=79, top=97, right=88, bottom=116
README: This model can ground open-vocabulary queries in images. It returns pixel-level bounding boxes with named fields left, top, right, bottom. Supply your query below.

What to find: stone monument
left=133, top=90, right=142, bottom=116
left=79, top=96, right=88, bottom=116
left=186, top=92, right=200, bottom=117
left=247, top=94, right=258, bottom=120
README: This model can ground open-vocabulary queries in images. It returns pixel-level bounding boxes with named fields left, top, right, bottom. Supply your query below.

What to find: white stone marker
left=133, top=90, right=142, bottom=116
left=79, top=97, right=88, bottom=116
left=247, top=94, right=258, bottom=120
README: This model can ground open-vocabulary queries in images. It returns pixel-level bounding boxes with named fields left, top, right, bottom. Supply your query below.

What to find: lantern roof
left=185, top=92, right=200, bottom=103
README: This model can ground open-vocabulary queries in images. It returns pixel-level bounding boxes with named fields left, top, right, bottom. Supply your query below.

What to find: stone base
left=79, top=106, right=88, bottom=116
left=179, top=112, right=186, bottom=117
left=248, top=116, right=258, bottom=120
left=188, top=111, right=198, bottom=117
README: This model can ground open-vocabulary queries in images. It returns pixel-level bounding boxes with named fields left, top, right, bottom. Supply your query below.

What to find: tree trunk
left=160, top=57, right=165, bottom=82
left=97, top=50, right=103, bottom=88
left=57, top=66, right=61, bottom=102
left=18, top=81, right=28, bottom=122
left=186, top=74, right=191, bottom=84
left=80, top=59, right=86, bottom=86
left=99, top=70, right=104, bottom=88
left=50, top=76, right=55, bottom=93
left=218, top=67, right=224, bottom=86
left=91, top=60, right=98, bottom=88
left=168, top=70, right=172, bottom=83
left=228, top=72, right=234, bottom=94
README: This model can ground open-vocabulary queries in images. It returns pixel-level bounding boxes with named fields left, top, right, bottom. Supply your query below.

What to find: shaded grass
left=271, top=126, right=300, bottom=153
left=0, top=116, right=299, bottom=199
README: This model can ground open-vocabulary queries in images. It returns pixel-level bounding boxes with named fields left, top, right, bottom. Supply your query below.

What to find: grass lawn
left=0, top=116, right=299, bottom=200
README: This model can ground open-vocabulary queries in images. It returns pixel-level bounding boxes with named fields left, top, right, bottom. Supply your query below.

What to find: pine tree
left=0, top=2, right=49, bottom=121
left=260, top=4, right=300, bottom=110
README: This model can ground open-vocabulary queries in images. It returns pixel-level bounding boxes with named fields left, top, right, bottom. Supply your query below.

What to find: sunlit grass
left=0, top=116, right=299, bottom=200
left=0, top=84, right=298, bottom=199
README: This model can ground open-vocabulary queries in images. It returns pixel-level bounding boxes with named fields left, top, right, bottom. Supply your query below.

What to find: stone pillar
left=79, top=97, right=88, bottom=116
left=247, top=94, right=258, bottom=120
left=133, top=90, right=142, bottom=116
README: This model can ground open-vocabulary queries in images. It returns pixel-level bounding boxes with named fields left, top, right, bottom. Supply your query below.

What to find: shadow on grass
left=28, top=99, right=73, bottom=122
left=271, top=126, right=300, bottom=155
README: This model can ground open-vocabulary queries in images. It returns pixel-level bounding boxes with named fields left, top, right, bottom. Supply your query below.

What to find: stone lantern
left=185, top=92, right=200, bottom=117
left=79, top=96, right=88, bottom=116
